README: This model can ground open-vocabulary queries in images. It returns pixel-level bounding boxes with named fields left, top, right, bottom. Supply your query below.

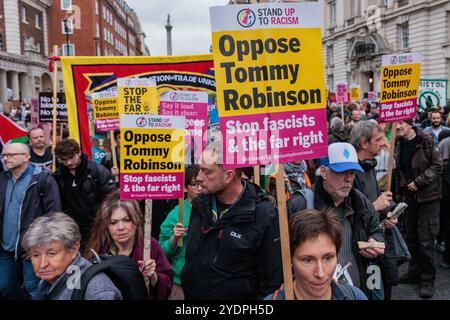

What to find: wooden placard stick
left=253, top=166, right=260, bottom=186
left=143, top=199, right=152, bottom=289
left=275, top=163, right=294, bottom=300
left=177, top=198, right=184, bottom=247
left=51, top=45, right=59, bottom=173
left=109, top=130, right=119, bottom=182
left=386, top=122, right=397, bottom=192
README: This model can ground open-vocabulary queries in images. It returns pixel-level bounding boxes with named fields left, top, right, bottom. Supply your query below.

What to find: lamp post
left=63, top=16, right=70, bottom=56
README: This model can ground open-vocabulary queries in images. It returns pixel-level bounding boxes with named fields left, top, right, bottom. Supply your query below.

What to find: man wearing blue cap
left=291, top=142, right=385, bottom=299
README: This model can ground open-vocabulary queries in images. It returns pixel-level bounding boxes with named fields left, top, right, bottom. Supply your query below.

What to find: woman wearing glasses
left=159, top=165, right=202, bottom=300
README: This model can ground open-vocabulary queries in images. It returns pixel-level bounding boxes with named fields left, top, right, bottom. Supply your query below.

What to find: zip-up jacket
left=0, top=166, right=62, bottom=259
left=394, top=130, right=443, bottom=203
left=181, top=181, right=283, bottom=300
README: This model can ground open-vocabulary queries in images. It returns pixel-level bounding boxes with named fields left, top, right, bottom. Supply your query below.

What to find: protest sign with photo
left=335, top=83, right=349, bottom=104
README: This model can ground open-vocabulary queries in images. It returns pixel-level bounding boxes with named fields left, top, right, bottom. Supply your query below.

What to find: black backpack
left=71, top=251, right=148, bottom=300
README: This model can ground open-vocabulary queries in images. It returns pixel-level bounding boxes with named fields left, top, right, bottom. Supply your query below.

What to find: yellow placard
left=380, top=64, right=421, bottom=103
left=211, top=28, right=326, bottom=117
left=121, top=128, right=184, bottom=174
left=92, top=97, right=118, bottom=120
left=118, top=86, right=159, bottom=115
left=350, top=87, right=361, bottom=101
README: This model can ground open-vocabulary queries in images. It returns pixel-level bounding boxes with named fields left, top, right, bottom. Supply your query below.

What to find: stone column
left=11, top=71, right=20, bottom=100
left=19, top=73, right=32, bottom=103
left=0, top=69, right=7, bottom=103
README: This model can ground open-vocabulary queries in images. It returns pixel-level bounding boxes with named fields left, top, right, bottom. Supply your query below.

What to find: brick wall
left=19, top=0, right=45, bottom=56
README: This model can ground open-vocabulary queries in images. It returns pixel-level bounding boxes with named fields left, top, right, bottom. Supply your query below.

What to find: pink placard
left=379, top=98, right=417, bottom=122
left=160, top=92, right=208, bottom=161
left=336, top=83, right=349, bottom=103
left=95, top=118, right=120, bottom=132
left=221, top=109, right=328, bottom=168
left=120, top=172, right=184, bottom=200
left=368, top=92, right=377, bottom=100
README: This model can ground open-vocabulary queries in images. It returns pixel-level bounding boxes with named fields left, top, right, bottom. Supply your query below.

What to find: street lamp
left=63, top=16, right=70, bottom=56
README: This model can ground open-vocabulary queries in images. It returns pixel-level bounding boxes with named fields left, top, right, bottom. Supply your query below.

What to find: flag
left=0, top=114, right=28, bottom=145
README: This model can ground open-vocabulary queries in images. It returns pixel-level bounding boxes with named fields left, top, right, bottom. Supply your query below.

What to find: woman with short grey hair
left=22, top=212, right=122, bottom=300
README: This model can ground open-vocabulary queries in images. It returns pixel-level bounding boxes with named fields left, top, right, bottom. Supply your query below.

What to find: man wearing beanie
left=394, top=120, right=443, bottom=298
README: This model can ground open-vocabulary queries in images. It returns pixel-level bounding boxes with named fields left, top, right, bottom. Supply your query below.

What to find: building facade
left=0, top=0, right=52, bottom=103
left=322, top=0, right=450, bottom=100
left=47, top=0, right=148, bottom=57
left=0, top=0, right=148, bottom=105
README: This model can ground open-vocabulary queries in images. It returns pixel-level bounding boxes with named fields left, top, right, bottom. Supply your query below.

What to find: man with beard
left=181, top=142, right=282, bottom=300
left=28, top=127, right=53, bottom=173
left=424, top=110, right=450, bottom=144
left=350, top=121, right=399, bottom=300
left=53, top=139, right=116, bottom=249
left=394, top=119, right=443, bottom=298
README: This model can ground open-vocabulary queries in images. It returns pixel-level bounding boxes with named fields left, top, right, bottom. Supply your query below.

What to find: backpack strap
left=272, top=284, right=284, bottom=300
left=37, top=170, right=49, bottom=198
left=71, top=260, right=108, bottom=300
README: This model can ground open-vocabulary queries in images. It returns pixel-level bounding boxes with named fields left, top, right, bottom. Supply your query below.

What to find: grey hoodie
left=34, top=253, right=122, bottom=300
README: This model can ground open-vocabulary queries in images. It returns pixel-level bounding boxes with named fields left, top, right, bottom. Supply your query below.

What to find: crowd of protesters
left=0, top=99, right=449, bottom=300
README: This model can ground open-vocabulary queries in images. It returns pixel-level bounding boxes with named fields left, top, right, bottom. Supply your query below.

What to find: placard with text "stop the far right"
left=379, top=53, right=421, bottom=122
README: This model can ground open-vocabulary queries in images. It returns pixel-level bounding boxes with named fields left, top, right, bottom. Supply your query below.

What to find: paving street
left=392, top=250, right=450, bottom=300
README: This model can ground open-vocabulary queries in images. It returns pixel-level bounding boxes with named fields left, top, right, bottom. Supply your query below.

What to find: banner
left=350, top=86, right=361, bottom=101
left=160, top=90, right=208, bottom=162
left=379, top=53, right=421, bottom=122
left=38, top=92, right=68, bottom=123
left=418, top=79, right=448, bottom=112
left=91, top=91, right=119, bottom=132
left=120, top=114, right=185, bottom=200
left=60, top=55, right=215, bottom=158
left=210, top=2, right=327, bottom=167
left=335, top=83, right=349, bottom=104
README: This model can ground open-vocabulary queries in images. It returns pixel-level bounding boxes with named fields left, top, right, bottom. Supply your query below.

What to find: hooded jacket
left=181, top=181, right=283, bottom=300
left=53, top=154, right=116, bottom=235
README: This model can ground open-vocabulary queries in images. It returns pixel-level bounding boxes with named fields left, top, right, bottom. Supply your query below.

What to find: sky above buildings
left=126, top=0, right=228, bottom=56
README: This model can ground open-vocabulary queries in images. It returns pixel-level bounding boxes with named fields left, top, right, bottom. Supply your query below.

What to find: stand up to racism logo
left=237, top=8, right=256, bottom=28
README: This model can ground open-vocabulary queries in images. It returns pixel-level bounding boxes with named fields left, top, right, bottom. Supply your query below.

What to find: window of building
left=0, top=34, right=3, bottom=50
left=62, top=19, right=73, bottom=34
left=61, top=0, right=72, bottom=11
left=35, top=13, right=41, bottom=29
left=330, top=1, right=337, bottom=27
left=22, top=6, right=28, bottom=23
left=96, top=23, right=100, bottom=38
left=327, top=45, right=334, bottom=65
left=95, top=0, right=99, bottom=15
left=351, top=0, right=360, bottom=18
left=328, top=74, right=334, bottom=91
left=398, top=0, right=409, bottom=7
left=62, top=43, right=75, bottom=56
left=37, top=42, right=41, bottom=53
left=400, top=22, right=409, bottom=48
left=103, top=6, right=106, bottom=20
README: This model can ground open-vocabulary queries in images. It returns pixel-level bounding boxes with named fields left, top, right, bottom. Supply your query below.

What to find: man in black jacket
left=0, top=143, right=61, bottom=299
left=181, top=142, right=283, bottom=300
left=350, top=121, right=399, bottom=300
left=53, top=139, right=116, bottom=249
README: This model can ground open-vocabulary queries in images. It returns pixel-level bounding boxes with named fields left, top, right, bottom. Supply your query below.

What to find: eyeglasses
left=1, top=153, right=26, bottom=159
left=188, top=181, right=201, bottom=189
